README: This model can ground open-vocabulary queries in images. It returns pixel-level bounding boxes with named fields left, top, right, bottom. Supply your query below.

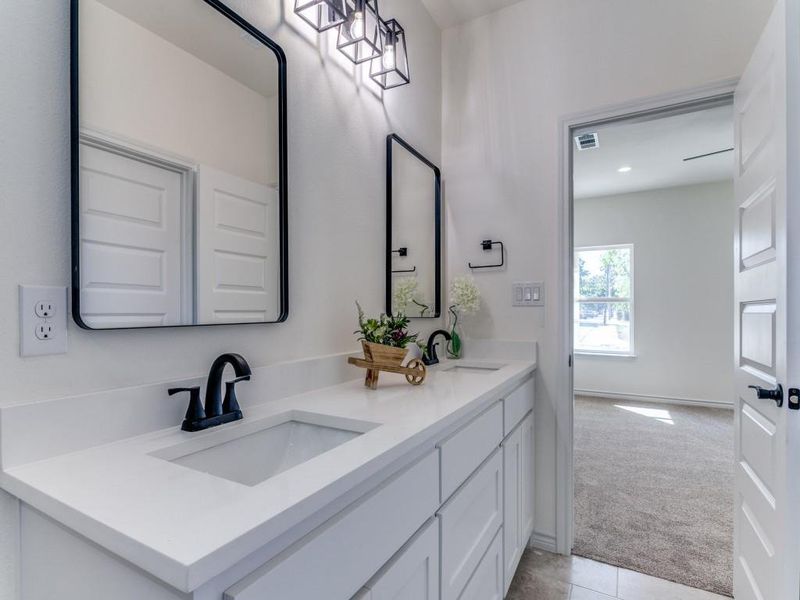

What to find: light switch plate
left=19, top=285, right=68, bottom=357
left=512, top=281, right=544, bottom=307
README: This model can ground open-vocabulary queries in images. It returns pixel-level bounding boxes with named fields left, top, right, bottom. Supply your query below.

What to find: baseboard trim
left=574, top=388, right=733, bottom=410
left=529, top=531, right=558, bottom=553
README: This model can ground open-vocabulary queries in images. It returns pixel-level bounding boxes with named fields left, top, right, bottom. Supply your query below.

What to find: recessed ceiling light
left=618, top=166, right=632, bottom=173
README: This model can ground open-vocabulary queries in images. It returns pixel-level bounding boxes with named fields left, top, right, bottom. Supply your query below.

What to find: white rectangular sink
left=151, top=411, right=379, bottom=486
left=439, top=362, right=505, bottom=374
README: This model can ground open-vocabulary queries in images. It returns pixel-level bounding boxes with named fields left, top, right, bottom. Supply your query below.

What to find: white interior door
left=733, top=1, right=800, bottom=598
left=196, top=165, right=279, bottom=323
left=79, top=142, right=184, bottom=328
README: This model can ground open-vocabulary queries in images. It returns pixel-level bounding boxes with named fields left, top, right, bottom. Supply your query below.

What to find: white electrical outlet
left=19, top=285, right=68, bottom=357
left=35, top=301, right=56, bottom=318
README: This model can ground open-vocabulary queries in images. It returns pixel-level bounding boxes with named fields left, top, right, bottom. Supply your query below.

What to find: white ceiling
left=419, top=0, right=525, bottom=29
left=573, top=104, right=734, bottom=200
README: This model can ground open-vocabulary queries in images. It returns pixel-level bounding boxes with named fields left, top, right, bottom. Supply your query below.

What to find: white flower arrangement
left=392, top=277, right=431, bottom=317
left=449, top=275, right=481, bottom=315
left=392, top=277, right=418, bottom=313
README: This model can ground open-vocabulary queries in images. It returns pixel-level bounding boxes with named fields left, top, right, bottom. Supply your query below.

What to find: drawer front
left=365, top=518, right=439, bottom=600
left=459, top=528, right=504, bottom=600
left=438, top=401, right=503, bottom=501
left=438, top=448, right=503, bottom=600
left=503, top=376, right=534, bottom=436
left=225, top=451, right=439, bottom=600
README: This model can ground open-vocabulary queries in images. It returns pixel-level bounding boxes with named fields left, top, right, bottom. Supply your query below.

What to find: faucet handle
left=423, top=342, right=440, bottom=366
left=169, top=387, right=205, bottom=425
left=223, top=376, right=250, bottom=415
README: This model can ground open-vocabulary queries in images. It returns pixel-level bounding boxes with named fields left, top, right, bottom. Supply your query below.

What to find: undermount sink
left=151, top=411, right=379, bottom=486
left=439, top=363, right=504, bottom=374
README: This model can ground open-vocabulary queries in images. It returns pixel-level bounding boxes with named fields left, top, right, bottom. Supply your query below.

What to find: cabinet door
left=502, top=412, right=534, bottom=594
left=438, top=448, right=503, bottom=600
left=366, top=518, right=439, bottom=600
left=459, top=528, right=504, bottom=600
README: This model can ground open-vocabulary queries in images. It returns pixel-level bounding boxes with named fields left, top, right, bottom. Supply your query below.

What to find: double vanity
left=0, top=350, right=536, bottom=600
left=3, top=2, right=539, bottom=598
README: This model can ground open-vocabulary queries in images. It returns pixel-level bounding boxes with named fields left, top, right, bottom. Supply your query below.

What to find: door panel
left=196, top=165, right=279, bottom=323
left=740, top=302, right=776, bottom=374
left=79, top=143, right=183, bottom=328
left=739, top=183, right=776, bottom=268
left=733, top=1, right=800, bottom=598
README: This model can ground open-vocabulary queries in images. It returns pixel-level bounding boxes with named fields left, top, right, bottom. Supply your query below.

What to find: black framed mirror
left=386, top=134, right=441, bottom=318
left=71, top=0, right=288, bottom=329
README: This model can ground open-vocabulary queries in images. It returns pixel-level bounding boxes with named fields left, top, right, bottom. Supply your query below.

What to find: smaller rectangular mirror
left=386, top=134, right=441, bottom=318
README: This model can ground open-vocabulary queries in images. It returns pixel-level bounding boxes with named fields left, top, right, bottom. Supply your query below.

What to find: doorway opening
left=569, top=99, right=736, bottom=596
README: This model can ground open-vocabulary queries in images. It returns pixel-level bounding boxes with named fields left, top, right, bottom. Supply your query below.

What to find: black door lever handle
left=748, top=384, right=783, bottom=407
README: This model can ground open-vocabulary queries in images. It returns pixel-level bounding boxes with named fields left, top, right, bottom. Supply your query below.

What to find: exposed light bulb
left=382, top=43, right=396, bottom=70
left=349, top=10, right=365, bottom=39
left=617, top=166, right=632, bottom=173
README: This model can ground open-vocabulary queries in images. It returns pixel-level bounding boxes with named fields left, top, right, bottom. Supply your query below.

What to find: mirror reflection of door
left=388, top=136, right=441, bottom=318
left=76, top=0, right=284, bottom=328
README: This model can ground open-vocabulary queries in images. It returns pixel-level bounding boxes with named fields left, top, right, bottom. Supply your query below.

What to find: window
left=574, top=244, right=634, bottom=355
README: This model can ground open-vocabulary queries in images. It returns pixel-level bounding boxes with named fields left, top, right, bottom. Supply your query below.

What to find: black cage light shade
left=337, top=0, right=382, bottom=64
left=370, top=19, right=409, bottom=89
left=294, top=0, right=348, bottom=32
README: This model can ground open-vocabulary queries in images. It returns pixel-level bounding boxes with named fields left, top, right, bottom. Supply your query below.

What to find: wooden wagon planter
left=348, top=341, right=427, bottom=390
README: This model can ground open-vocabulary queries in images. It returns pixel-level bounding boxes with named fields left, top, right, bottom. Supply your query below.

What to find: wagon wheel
left=405, top=359, right=427, bottom=385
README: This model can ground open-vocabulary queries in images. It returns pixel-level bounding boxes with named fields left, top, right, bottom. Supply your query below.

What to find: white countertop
left=0, top=358, right=535, bottom=593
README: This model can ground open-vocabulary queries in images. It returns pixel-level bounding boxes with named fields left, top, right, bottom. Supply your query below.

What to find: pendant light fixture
left=337, top=0, right=382, bottom=64
left=294, top=0, right=348, bottom=32
left=370, top=19, right=409, bottom=89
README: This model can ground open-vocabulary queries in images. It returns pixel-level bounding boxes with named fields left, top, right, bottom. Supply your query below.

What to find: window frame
left=573, top=243, right=635, bottom=357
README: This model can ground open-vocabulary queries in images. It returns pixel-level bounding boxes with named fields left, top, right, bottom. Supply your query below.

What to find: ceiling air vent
left=574, top=132, right=599, bottom=151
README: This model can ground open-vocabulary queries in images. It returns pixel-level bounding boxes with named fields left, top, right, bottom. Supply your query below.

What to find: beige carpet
left=572, top=396, right=734, bottom=597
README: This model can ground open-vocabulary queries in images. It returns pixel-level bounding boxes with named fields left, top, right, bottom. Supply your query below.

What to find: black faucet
left=169, top=353, right=251, bottom=432
left=423, top=330, right=452, bottom=366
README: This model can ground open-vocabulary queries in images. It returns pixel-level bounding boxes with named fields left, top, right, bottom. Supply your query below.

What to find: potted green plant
left=354, top=302, right=419, bottom=365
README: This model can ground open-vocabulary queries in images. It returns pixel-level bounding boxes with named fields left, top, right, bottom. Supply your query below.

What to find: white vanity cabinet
left=16, top=372, right=536, bottom=600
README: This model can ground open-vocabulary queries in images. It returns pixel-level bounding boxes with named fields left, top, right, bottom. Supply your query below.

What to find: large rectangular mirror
left=71, top=0, right=287, bottom=329
left=386, top=134, right=441, bottom=318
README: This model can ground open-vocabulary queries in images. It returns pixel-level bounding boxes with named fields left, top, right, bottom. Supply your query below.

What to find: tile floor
left=506, top=549, right=730, bottom=600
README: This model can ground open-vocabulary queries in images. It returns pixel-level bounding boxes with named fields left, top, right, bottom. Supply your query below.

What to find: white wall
left=0, top=0, right=442, bottom=597
left=442, top=0, right=774, bottom=548
left=81, top=0, right=277, bottom=186
left=574, top=182, right=734, bottom=405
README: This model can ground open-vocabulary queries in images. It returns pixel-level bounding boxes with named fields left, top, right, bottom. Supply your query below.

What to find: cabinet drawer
left=459, top=528, right=504, bottom=600
left=438, top=448, right=503, bottom=600
left=364, top=518, right=439, bottom=600
left=503, top=376, right=534, bottom=435
left=438, top=401, right=503, bottom=501
left=225, top=451, right=439, bottom=600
